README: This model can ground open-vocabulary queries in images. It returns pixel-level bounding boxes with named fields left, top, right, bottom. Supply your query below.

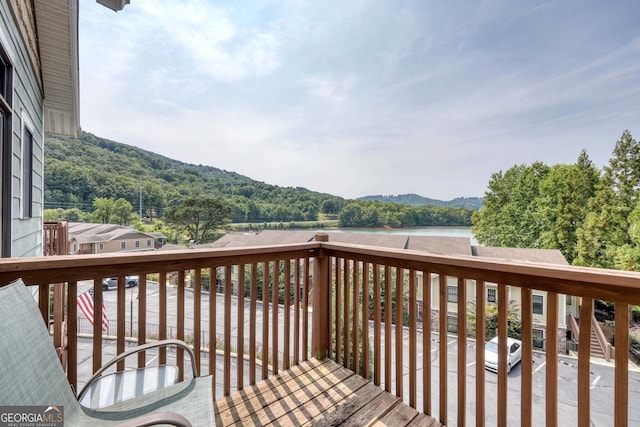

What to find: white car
left=484, top=337, right=522, bottom=374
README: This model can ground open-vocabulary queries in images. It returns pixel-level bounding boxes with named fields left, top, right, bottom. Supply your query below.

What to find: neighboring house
left=0, top=1, right=80, bottom=257
left=68, top=222, right=159, bottom=254
left=419, top=246, right=570, bottom=353
left=208, top=230, right=570, bottom=353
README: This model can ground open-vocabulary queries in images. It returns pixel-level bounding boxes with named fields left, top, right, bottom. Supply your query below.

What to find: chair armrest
left=115, top=411, right=192, bottom=427
left=78, top=339, right=198, bottom=401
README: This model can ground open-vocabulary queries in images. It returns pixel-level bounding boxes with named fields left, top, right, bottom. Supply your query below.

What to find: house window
left=533, top=328, right=544, bottom=349
left=487, top=288, right=496, bottom=303
left=99, top=243, right=104, bottom=250
left=135, top=240, right=140, bottom=248
left=21, top=127, right=33, bottom=218
left=0, top=43, right=12, bottom=257
left=533, top=295, right=544, bottom=314
left=120, top=242, right=126, bottom=249
left=146, top=239, right=152, bottom=247
left=447, top=315, right=458, bottom=333
left=447, top=285, right=457, bottom=303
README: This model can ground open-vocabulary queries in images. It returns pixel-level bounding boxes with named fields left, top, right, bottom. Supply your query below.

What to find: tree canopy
left=164, top=197, right=233, bottom=244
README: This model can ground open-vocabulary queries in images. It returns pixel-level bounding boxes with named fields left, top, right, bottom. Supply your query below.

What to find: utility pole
left=139, top=181, right=143, bottom=220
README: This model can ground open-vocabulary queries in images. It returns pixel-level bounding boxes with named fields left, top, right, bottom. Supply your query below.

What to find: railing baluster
left=250, top=263, right=257, bottom=385
left=373, top=264, right=381, bottom=386
left=138, top=274, right=147, bottom=369
left=344, top=258, right=351, bottom=369
left=578, top=297, right=593, bottom=427
left=475, top=280, right=485, bottom=426
left=362, top=262, right=370, bottom=381
left=521, top=287, right=532, bottom=427
left=272, top=260, right=279, bottom=375
left=67, top=280, right=78, bottom=392
left=117, top=275, right=126, bottom=372
left=395, top=267, right=403, bottom=398
left=294, top=259, right=300, bottom=366
left=497, top=283, right=507, bottom=426
left=457, top=276, right=466, bottom=426
left=409, top=269, right=417, bottom=408
left=262, top=262, right=269, bottom=380
left=284, top=259, right=290, bottom=370
left=546, top=292, right=558, bottom=427
left=615, top=302, right=629, bottom=427
left=237, top=265, right=245, bottom=390
left=423, top=271, right=431, bottom=415
left=335, top=257, right=342, bottom=365
left=207, top=268, right=215, bottom=398
left=193, top=270, right=201, bottom=376
left=224, top=265, right=232, bottom=395
left=439, top=274, right=448, bottom=425
left=177, top=271, right=185, bottom=382
left=159, top=272, right=167, bottom=365
left=384, top=265, right=392, bottom=393
left=303, top=257, right=309, bottom=361
left=353, top=260, right=360, bottom=375
left=93, top=278, right=103, bottom=373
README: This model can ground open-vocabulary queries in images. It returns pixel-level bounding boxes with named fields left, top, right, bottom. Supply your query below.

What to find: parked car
left=484, top=336, right=522, bottom=374
left=102, top=276, right=139, bottom=291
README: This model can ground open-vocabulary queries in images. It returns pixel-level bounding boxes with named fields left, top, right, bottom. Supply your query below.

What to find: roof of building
left=68, top=222, right=156, bottom=244
left=474, top=246, right=569, bottom=265
left=201, top=230, right=567, bottom=265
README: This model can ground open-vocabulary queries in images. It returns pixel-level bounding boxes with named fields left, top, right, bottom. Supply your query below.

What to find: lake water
left=320, top=226, right=478, bottom=245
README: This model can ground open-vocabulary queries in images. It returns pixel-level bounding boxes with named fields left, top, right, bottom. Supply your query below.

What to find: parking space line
left=534, top=361, right=546, bottom=373
left=590, top=375, right=601, bottom=390
left=467, top=361, right=476, bottom=367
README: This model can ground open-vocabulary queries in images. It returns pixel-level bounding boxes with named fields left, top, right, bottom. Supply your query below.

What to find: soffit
left=34, top=0, right=79, bottom=137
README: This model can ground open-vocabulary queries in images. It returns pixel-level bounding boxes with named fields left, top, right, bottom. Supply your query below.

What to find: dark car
left=102, top=276, right=139, bottom=291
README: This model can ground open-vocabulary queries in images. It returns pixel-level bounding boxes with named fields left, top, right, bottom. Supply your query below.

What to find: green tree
left=113, top=198, right=134, bottom=225
left=575, top=131, right=640, bottom=269
left=92, top=197, right=115, bottom=223
left=164, top=197, right=233, bottom=244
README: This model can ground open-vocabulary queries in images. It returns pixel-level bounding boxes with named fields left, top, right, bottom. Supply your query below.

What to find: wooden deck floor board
left=213, top=358, right=442, bottom=427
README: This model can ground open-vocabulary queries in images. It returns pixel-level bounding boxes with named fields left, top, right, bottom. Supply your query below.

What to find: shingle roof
left=205, top=230, right=567, bottom=265
left=474, top=246, right=569, bottom=265
left=68, top=222, right=156, bottom=244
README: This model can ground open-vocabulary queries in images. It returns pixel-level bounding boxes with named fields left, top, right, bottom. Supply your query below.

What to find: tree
left=92, top=197, right=114, bottom=223
left=112, top=198, right=134, bottom=225
left=164, top=197, right=233, bottom=244
left=575, top=131, right=640, bottom=269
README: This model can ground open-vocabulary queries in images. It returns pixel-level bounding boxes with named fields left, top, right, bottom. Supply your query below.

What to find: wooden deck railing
left=1, top=235, right=639, bottom=426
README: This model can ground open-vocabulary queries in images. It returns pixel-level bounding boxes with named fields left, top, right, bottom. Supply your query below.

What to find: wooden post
left=312, top=233, right=330, bottom=360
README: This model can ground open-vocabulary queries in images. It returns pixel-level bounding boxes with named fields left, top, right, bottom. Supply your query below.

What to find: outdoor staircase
left=568, top=313, right=609, bottom=360
left=590, top=327, right=606, bottom=359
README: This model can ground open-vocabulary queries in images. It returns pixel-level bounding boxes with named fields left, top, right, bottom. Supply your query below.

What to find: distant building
left=68, top=222, right=162, bottom=254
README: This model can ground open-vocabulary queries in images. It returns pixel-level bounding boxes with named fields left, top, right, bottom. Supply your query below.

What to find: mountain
left=44, top=131, right=345, bottom=222
left=357, top=193, right=483, bottom=210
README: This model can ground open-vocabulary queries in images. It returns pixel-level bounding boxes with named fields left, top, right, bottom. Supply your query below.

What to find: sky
left=79, top=0, right=640, bottom=200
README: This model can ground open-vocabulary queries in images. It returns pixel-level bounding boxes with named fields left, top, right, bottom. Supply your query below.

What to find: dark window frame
left=0, top=43, right=12, bottom=257
left=21, top=127, right=33, bottom=218
left=447, top=285, right=457, bottom=303
left=532, top=294, right=544, bottom=315
left=487, top=288, right=497, bottom=303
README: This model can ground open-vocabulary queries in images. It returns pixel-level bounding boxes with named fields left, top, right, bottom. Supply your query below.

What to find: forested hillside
left=45, top=131, right=344, bottom=223
left=358, top=193, right=482, bottom=209
left=45, top=131, right=477, bottom=227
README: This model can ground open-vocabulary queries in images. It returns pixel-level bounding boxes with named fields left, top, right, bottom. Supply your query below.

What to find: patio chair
left=0, top=279, right=214, bottom=426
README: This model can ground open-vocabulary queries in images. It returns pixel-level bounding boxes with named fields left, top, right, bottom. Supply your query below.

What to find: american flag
left=77, top=289, right=109, bottom=332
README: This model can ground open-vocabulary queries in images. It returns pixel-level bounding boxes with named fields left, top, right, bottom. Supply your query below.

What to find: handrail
left=592, top=314, right=612, bottom=362
left=568, top=312, right=580, bottom=342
